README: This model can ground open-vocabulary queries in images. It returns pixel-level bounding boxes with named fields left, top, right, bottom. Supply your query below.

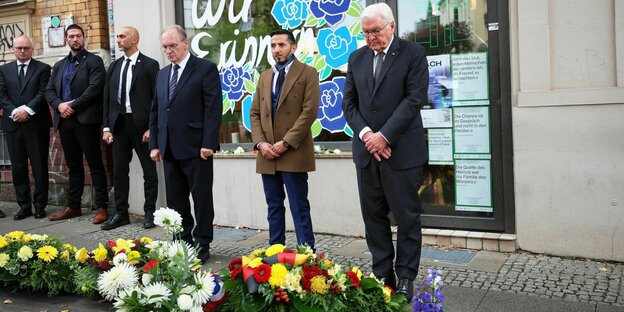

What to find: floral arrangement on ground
left=216, top=244, right=409, bottom=312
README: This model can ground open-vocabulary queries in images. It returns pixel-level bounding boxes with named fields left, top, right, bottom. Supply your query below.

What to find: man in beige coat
left=250, top=29, right=320, bottom=249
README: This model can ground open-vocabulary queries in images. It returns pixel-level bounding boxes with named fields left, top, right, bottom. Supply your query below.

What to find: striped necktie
left=169, top=64, right=180, bottom=101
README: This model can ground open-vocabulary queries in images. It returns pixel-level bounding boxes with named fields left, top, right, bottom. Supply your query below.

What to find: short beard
left=70, top=43, right=84, bottom=52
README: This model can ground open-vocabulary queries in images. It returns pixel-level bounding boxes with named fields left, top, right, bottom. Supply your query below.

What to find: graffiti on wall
left=0, top=21, right=25, bottom=65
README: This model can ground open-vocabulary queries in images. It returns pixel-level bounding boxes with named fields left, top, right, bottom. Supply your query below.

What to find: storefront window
left=397, top=0, right=492, bottom=217
left=181, top=0, right=368, bottom=144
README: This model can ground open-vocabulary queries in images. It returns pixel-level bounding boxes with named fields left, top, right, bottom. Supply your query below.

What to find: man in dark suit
left=0, top=35, right=51, bottom=220
left=149, top=25, right=222, bottom=263
left=342, top=3, right=429, bottom=299
left=101, top=26, right=159, bottom=230
left=45, top=24, right=108, bottom=224
left=250, top=29, right=319, bottom=249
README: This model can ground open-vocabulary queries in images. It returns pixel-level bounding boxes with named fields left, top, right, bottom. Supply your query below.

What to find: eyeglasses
left=360, top=23, right=390, bottom=37
left=160, top=43, right=179, bottom=52
left=14, top=47, right=31, bottom=51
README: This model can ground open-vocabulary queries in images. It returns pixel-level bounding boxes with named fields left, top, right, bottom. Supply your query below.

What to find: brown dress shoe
left=48, top=207, right=82, bottom=221
left=92, top=208, right=108, bottom=224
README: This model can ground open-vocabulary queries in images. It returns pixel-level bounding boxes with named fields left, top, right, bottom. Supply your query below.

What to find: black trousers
left=356, top=160, right=423, bottom=282
left=58, top=117, right=108, bottom=209
left=163, top=145, right=214, bottom=249
left=111, top=115, right=157, bottom=214
left=6, top=127, right=49, bottom=212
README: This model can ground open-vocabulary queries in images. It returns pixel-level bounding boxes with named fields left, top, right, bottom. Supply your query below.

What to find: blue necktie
left=169, top=64, right=180, bottom=101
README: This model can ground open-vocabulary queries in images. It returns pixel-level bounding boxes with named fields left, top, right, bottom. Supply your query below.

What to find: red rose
left=230, top=265, right=243, bottom=281
left=228, top=257, right=242, bottom=271
left=346, top=271, right=360, bottom=288
left=143, top=260, right=159, bottom=272
left=107, top=240, right=117, bottom=248
left=253, top=264, right=272, bottom=283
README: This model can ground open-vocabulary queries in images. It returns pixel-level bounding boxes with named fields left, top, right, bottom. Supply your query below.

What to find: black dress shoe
left=143, top=212, right=155, bottom=229
left=0, top=210, right=5, bottom=218
left=396, top=278, right=414, bottom=300
left=14, top=209, right=33, bottom=220
left=198, top=247, right=211, bottom=264
left=101, top=213, right=130, bottom=231
left=34, top=210, right=47, bottom=219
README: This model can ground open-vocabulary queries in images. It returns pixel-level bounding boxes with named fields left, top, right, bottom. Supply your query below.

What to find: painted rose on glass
left=317, top=76, right=347, bottom=132
left=220, top=66, right=252, bottom=102
left=316, top=26, right=357, bottom=69
left=271, top=0, right=309, bottom=29
left=310, top=0, right=351, bottom=25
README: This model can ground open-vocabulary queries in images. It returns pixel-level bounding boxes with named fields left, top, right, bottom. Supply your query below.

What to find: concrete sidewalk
left=0, top=201, right=622, bottom=312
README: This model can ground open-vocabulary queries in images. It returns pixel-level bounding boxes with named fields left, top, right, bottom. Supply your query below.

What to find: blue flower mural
left=220, top=66, right=252, bottom=102
left=272, top=0, right=310, bottom=29
left=317, top=76, right=347, bottom=132
left=310, top=0, right=351, bottom=26
left=241, top=94, right=253, bottom=132
left=316, top=26, right=358, bottom=69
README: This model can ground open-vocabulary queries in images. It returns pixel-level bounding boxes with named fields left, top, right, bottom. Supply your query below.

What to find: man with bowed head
left=149, top=25, right=222, bottom=264
left=342, top=3, right=429, bottom=300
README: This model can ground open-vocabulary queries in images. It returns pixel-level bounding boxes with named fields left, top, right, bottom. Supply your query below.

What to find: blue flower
left=316, top=26, right=357, bottom=69
left=317, top=76, right=347, bottom=132
left=310, top=0, right=351, bottom=25
left=272, top=0, right=309, bottom=29
left=220, top=66, right=252, bottom=102
left=241, top=94, right=253, bottom=132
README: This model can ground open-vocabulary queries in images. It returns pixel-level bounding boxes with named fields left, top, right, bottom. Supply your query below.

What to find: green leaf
left=242, top=293, right=267, bottom=312
left=298, top=51, right=309, bottom=62
left=318, top=18, right=327, bottom=27
left=348, top=22, right=361, bottom=37
left=344, top=125, right=354, bottom=137
left=313, top=55, right=327, bottom=72
left=311, top=120, right=322, bottom=138
left=222, top=97, right=232, bottom=114
left=346, top=1, right=363, bottom=18
left=319, top=65, right=332, bottom=81
left=244, top=78, right=256, bottom=93
left=391, top=293, right=408, bottom=303
left=356, top=33, right=365, bottom=41
left=254, top=70, right=260, bottom=84
left=293, top=295, right=325, bottom=312
left=360, top=277, right=382, bottom=290
left=304, top=15, right=320, bottom=27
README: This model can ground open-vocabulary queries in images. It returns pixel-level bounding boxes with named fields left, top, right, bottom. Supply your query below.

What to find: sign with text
left=428, top=129, right=453, bottom=165
left=455, top=159, right=492, bottom=212
left=451, top=52, right=489, bottom=104
left=453, top=106, right=490, bottom=154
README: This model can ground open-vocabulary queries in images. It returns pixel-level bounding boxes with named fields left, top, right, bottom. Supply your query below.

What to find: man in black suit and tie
left=101, top=26, right=159, bottom=230
left=0, top=35, right=51, bottom=220
left=342, top=3, right=429, bottom=300
left=45, top=24, right=108, bottom=224
left=149, top=25, right=222, bottom=263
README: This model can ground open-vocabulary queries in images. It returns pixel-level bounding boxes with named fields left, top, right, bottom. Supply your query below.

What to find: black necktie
left=169, top=64, right=180, bottom=101
left=120, top=58, right=131, bottom=112
left=373, top=52, right=385, bottom=85
left=274, top=67, right=286, bottom=108
left=18, top=64, right=26, bottom=87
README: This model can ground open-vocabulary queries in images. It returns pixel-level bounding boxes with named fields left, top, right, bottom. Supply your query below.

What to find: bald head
left=116, top=26, right=140, bottom=56
left=13, top=35, right=33, bottom=63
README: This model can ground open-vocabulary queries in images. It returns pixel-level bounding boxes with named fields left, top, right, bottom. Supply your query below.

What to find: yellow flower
left=112, top=239, right=135, bottom=254
left=127, top=250, right=141, bottom=264
left=265, top=244, right=285, bottom=257
left=21, top=234, right=31, bottom=244
left=75, top=248, right=89, bottom=263
left=60, top=250, right=71, bottom=260
left=322, top=259, right=332, bottom=269
left=282, top=271, right=303, bottom=293
left=248, top=257, right=263, bottom=268
left=269, top=263, right=288, bottom=288
left=140, top=237, right=153, bottom=245
left=93, top=243, right=108, bottom=262
left=0, top=237, right=8, bottom=249
left=17, top=246, right=33, bottom=261
left=63, top=243, right=77, bottom=253
left=351, top=266, right=362, bottom=279
left=310, top=276, right=329, bottom=294
left=382, top=285, right=393, bottom=303
left=0, top=253, right=9, bottom=267
left=251, top=248, right=266, bottom=257
left=30, top=234, right=47, bottom=241
left=37, top=245, right=59, bottom=262
left=5, top=231, right=24, bottom=242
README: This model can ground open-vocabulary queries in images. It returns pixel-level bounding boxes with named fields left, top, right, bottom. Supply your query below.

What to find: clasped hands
left=258, top=140, right=288, bottom=160
left=58, top=101, right=75, bottom=119
left=363, top=131, right=392, bottom=161
left=149, top=146, right=214, bottom=162
left=12, top=109, right=30, bottom=123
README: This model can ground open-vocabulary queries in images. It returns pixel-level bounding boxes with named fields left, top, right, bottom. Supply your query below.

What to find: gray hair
left=361, top=3, right=395, bottom=24
left=14, top=35, right=33, bottom=47
left=162, top=25, right=187, bottom=41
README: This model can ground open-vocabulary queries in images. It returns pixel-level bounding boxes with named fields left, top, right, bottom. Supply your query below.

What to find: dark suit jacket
left=149, top=54, right=222, bottom=160
left=342, top=37, right=429, bottom=170
left=45, top=49, right=106, bottom=130
left=103, top=52, right=159, bottom=133
left=0, top=59, right=52, bottom=131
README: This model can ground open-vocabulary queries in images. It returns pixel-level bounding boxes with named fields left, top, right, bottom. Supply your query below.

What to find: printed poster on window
left=454, top=159, right=492, bottom=212
left=453, top=106, right=490, bottom=154
left=451, top=52, right=489, bottom=106
left=428, top=129, right=453, bottom=165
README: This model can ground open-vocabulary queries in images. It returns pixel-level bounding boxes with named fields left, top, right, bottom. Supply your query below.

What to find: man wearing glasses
left=149, top=25, right=222, bottom=264
left=342, top=3, right=429, bottom=300
left=0, top=35, right=51, bottom=220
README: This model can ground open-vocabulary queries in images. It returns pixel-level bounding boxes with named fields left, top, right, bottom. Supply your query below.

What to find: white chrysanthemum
left=113, top=252, right=128, bottom=266
left=30, top=234, right=48, bottom=241
left=177, top=294, right=194, bottom=310
left=333, top=148, right=341, bottom=154
left=97, top=262, right=139, bottom=301
left=140, top=281, right=171, bottom=308
left=192, top=271, right=216, bottom=306
left=142, top=273, right=153, bottom=285
left=166, top=241, right=198, bottom=260
left=145, top=240, right=166, bottom=250
left=17, top=245, right=33, bottom=261
left=189, top=306, right=203, bottom=312
left=282, top=271, right=303, bottom=293
left=153, top=207, right=182, bottom=228
left=0, top=253, right=9, bottom=267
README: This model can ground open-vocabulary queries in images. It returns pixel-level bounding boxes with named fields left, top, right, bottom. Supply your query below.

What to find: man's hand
left=364, top=132, right=388, bottom=155
left=12, top=109, right=29, bottom=123
left=373, top=145, right=392, bottom=161
left=58, top=101, right=75, bottom=119
left=259, top=142, right=280, bottom=160
left=271, top=140, right=288, bottom=155
left=102, top=132, right=113, bottom=144
left=142, top=130, right=150, bottom=143
left=150, top=149, right=161, bottom=162
left=200, top=148, right=214, bottom=160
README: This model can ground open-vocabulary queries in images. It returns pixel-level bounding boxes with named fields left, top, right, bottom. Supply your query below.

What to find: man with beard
left=101, top=26, right=159, bottom=230
left=250, top=29, right=319, bottom=250
left=45, top=24, right=108, bottom=223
